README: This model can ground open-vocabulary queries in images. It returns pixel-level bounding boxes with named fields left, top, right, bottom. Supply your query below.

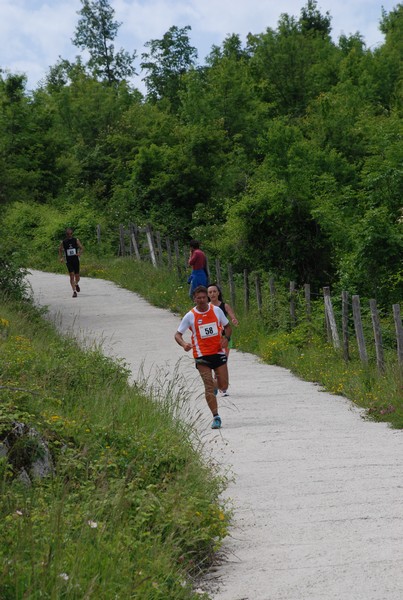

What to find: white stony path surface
left=27, top=270, right=403, bottom=600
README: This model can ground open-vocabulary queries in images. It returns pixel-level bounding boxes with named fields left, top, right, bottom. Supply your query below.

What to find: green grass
left=79, top=254, right=403, bottom=429
left=0, top=297, right=228, bottom=599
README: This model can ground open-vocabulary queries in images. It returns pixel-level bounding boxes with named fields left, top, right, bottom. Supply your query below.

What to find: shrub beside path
left=28, top=271, right=403, bottom=600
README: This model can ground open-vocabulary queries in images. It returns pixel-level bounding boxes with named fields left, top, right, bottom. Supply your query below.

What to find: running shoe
left=76, top=284, right=80, bottom=292
left=72, top=291, right=77, bottom=298
left=221, top=390, right=229, bottom=397
left=211, top=416, right=222, bottom=429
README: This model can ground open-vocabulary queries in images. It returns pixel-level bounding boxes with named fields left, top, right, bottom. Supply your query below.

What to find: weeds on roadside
left=82, top=257, right=191, bottom=316
left=0, top=298, right=228, bottom=599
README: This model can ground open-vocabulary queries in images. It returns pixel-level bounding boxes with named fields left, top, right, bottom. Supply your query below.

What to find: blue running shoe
left=211, top=416, right=222, bottom=429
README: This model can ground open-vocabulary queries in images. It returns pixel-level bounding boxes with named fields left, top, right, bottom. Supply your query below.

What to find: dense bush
left=1, top=3, right=402, bottom=304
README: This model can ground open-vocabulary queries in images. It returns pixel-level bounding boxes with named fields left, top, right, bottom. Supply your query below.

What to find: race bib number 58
left=199, top=322, right=218, bottom=338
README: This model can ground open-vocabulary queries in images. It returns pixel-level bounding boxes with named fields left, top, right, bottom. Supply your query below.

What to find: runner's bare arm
left=225, top=303, right=239, bottom=326
left=221, top=323, right=232, bottom=348
left=174, top=331, right=192, bottom=352
left=77, top=239, right=84, bottom=256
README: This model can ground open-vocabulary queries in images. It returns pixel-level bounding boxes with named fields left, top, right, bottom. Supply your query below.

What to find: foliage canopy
left=0, top=0, right=402, bottom=304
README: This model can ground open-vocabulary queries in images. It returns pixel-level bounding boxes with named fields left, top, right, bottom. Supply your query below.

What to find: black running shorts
left=66, top=256, right=80, bottom=274
left=195, top=353, right=228, bottom=370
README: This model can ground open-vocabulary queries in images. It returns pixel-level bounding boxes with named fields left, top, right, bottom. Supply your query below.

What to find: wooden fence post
left=268, top=276, right=277, bottom=324
left=155, top=231, right=164, bottom=266
left=174, top=241, right=182, bottom=276
left=119, top=224, right=126, bottom=256
left=255, top=273, right=262, bottom=314
left=369, top=299, right=385, bottom=373
left=165, top=238, right=173, bottom=269
left=183, top=246, right=188, bottom=271
left=289, top=281, right=296, bottom=328
left=215, top=258, right=222, bottom=288
left=341, top=291, right=350, bottom=362
left=352, top=295, right=368, bottom=365
left=228, top=264, right=236, bottom=308
left=304, top=284, right=311, bottom=321
left=324, top=308, right=332, bottom=344
left=244, top=269, right=250, bottom=312
left=392, top=304, right=403, bottom=367
left=145, top=224, right=158, bottom=268
left=323, top=287, right=340, bottom=349
left=205, top=255, right=211, bottom=284
left=130, top=224, right=141, bottom=261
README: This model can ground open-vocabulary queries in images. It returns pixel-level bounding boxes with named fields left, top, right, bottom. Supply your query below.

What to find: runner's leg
left=68, top=271, right=76, bottom=291
left=215, top=363, right=229, bottom=394
left=197, top=363, right=218, bottom=415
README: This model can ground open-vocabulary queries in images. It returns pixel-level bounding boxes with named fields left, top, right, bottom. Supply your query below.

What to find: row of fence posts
left=117, top=223, right=189, bottom=274
left=98, top=223, right=403, bottom=372
left=231, top=272, right=403, bottom=374
left=322, top=287, right=403, bottom=373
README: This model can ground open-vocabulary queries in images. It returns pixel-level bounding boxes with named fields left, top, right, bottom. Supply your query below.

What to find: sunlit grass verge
left=77, top=255, right=403, bottom=430
left=81, top=255, right=192, bottom=315
left=0, top=297, right=228, bottom=600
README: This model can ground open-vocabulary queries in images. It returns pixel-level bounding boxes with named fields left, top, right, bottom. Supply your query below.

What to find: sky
left=0, top=0, right=398, bottom=92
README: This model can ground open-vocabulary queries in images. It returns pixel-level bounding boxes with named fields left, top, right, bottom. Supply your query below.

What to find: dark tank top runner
left=63, top=237, right=79, bottom=259
left=219, top=301, right=228, bottom=317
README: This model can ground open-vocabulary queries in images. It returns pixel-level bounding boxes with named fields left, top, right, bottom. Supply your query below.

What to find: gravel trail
left=27, top=270, right=403, bottom=600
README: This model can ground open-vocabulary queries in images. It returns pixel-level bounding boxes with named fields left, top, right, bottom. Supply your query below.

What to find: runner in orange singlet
left=175, top=285, right=232, bottom=429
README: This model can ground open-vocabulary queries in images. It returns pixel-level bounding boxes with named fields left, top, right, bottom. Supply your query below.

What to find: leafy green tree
left=220, top=117, right=334, bottom=284
left=370, top=4, right=403, bottom=110
left=304, top=76, right=402, bottom=303
left=359, top=112, right=403, bottom=214
left=299, top=0, right=332, bottom=38
left=247, top=3, right=340, bottom=116
left=179, top=33, right=266, bottom=214
left=45, top=57, right=88, bottom=92
left=197, top=34, right=265, bottom=146
left=0, top=73, right=47, bottom=205
left=34, top=67, right=140, bottom=212
left=73, top=0, right=137, bottom=84
left=0, top=1, right=401, bottom=305
left=338, top=206, right=403, bottom=304
left=113, top=117, right=229, bottom=236
left=141, top=25, right=197, bottom=108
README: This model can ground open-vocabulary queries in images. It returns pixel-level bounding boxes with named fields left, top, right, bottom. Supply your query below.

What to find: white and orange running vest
left=178, top=304, right=229, bottom=358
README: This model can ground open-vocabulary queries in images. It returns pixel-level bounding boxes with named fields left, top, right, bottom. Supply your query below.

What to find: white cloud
left=0, top=0, right=81, bottom=85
